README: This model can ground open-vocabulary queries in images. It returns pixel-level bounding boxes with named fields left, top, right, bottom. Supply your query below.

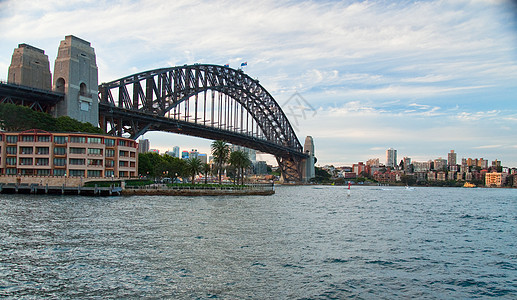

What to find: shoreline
left=122, top=188, right=274, bottom=196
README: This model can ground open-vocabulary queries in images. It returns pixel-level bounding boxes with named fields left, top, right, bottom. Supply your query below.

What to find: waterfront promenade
left=0, top=175, right=274, bottom=196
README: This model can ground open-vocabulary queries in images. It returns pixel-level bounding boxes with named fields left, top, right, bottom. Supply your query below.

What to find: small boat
left=463, top=182, right=476, bottom=188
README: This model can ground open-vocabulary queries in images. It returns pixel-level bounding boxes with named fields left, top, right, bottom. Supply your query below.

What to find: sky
left=1, top=0, right=516, bottom=167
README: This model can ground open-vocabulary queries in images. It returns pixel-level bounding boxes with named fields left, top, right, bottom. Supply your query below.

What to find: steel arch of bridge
left=98, top=64, right=308, bottom=182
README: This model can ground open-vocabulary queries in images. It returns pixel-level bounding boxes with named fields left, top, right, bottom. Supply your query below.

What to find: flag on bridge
left=241, top=62, right=247, bottom=67
left=224, top=64, right=229, bottom=67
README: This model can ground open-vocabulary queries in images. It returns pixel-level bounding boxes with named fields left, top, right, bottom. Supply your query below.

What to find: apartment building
left=0, top=129, right=138, bottom=178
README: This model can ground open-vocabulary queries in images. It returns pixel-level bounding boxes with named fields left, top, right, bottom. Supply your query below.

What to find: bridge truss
left=98, top=64, right=308, bottom=182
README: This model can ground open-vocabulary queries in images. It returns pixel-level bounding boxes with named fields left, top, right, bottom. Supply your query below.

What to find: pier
left=0, top=183, right=122, bottom=196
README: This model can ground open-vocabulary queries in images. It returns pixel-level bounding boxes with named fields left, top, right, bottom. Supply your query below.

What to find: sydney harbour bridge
left=1, top=36, right=315, bottom=182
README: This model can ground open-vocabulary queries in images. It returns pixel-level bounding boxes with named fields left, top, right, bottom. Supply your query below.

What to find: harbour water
left=1, top=185, right=515, bottom=298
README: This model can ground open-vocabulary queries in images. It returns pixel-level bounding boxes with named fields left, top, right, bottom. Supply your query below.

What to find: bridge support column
left=53, top=35, right=99, bottom=125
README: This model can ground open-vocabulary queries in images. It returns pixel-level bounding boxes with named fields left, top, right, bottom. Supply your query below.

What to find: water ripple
left=0, top=187, right=516, bottom=298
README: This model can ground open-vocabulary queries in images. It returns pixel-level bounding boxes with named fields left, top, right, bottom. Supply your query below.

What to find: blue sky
left=1, top=0, right=516, bottom=167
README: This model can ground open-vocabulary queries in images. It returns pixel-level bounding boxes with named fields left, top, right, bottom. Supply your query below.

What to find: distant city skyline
left=139, top=136, right=514, bottom=170
left=1, top=0, right=516, bottom=167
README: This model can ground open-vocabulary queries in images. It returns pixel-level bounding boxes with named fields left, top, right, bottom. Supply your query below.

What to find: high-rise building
left=138, top=139, right=150, bottom=153
left=448, top=150, right=457, bottom=167
left=230, top=145, right=256, bottom=162
left=367, top=158, right=380, bottom=167
left=198, top=153, right=207, bottom=164
left=386, top=148, right=397, bottom=168
left=189, top=149, right=199, bottom=160
left=172, top=146, right=180, bottom=158
left=403, top=157, right=411, bottom=171
left=492, top=160, right=501, bottom=168
left=254, top=161, right=268, bottom=175
left=434, top=158, right=447, bottom=171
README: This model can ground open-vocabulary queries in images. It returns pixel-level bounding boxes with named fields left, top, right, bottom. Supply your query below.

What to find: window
left=105, top=139, right=115, bottom=147
left=6, top=168, right=17, bottom=175
left=88, top=159, right=103, bottom=166
left=36, top=147, right=49, bottom=155
left=36, top=158, right=49, bottom=166
left=70, top=136, right=86, bottom=143
left=80, top=102, right=90, bottom=111
left=87, top=137, right=102, bottom=144
left=69, top=147, right=86, bottom=154
left=88, top=148, right=102, bottom=155
left=119, top=161, right=128, bottom=167
left=20, top=147, right=33, bottom=154
left=118, top=140, right=127, bottom=147
left=37, top=169, right=50, bottom=176
left=69, top=158, right=85, bottom=165
left=105, top=149, right=115, bottom=157
left=105, top=170, right=115, bottom=177
left=21, top=135, right=34, bottom=142
left=80, top=82, right=88, bottom=96
left=87, top=170, right=102, bottom=178
left=54, top=147, right=66, bottom=155
left=37, top=136, right=51, bottom=142
left=53, top=158, right=66, bottom=166
left=105, top=160, right=114, bottom=167
left=6, top=157, right=16, bottom=165
left=56, top=78, right=65, bottom=93
left=20, top=158, right=33, bottom=165
left=53, top=169, right=65, bottom=176
left=69, top=169, right=85, bottom=177
left=6, top=146, right=16, bottom=155
left=0, top=135, right=3, bottom=142
left=119, top=171, right=127, bottom=177
left=6, top=136, right=18, bottom=143
left=119, top=150, right=129, bottom=157
left=54, top=136, right=68, bottom=144
left=21, top=169, right=33, bottom=175
left=130, top=151, right=136, bottom=158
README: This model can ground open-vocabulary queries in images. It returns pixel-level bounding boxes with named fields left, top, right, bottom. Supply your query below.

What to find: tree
left=211, top=140, right=230, bottom=184
left=202, top=163, right=211, bottom=184
left=185, top=157, right=202, bottom=184
left=0, top=103, right=104, bottom=133
left=229, top=150, right=251, bottom=185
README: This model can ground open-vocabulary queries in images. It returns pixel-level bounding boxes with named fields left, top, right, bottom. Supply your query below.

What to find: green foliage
left=211, top=140, right=230, bottom=184
left=124, top=179, right=154, bottom=186
left=0, top=103, right=103, bottom=133
left=138, top=152, right=186, bottom=179
left=202, top=163, right=211, bottom=184
left=229, top=150, right=251, bottom=185
left=311, top=167, right=332, bottom=183
left=185, top=157, right=203, bottom=184
left=55, top=116, right=103, bottom=133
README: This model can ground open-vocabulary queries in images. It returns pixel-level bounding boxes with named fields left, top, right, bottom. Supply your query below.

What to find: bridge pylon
left=53, top=35, right=99, bottom=125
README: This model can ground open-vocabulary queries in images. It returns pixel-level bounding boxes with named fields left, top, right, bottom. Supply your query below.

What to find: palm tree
left=211, top=140, right=230, bottom=184
left=229, top=150, right=252, bottom=185
left=185, top=157, right=202, bottom=184
left=202, top=163, right=211, bottom=184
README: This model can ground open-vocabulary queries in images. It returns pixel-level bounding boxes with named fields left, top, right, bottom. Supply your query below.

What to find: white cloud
left=1, top=0, right=516, bottom=167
